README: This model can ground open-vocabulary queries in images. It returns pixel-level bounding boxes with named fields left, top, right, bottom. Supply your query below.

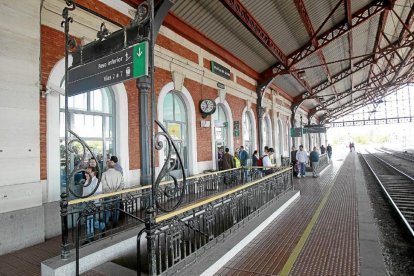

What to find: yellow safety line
left=279, top=161, right=343, bottom=276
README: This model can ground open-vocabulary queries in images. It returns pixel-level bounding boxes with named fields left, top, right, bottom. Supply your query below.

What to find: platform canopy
left=123, top=0, right=414, bottom=123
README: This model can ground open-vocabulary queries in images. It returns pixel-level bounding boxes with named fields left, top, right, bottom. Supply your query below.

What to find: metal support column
left=138, top=76, right=152, bottom=186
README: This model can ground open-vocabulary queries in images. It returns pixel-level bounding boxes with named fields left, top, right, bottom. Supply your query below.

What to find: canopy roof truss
left=123, top=0, right=414, bottom=123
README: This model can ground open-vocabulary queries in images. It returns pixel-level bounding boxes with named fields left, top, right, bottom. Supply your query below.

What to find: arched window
left=278, top=120, right=283, bottom=153
left=243, top=111, right=254, bottom=154
left=262, top=116, right=272, bottom=148
left=59, top=88, right=115, bottom=193
left=213, top=103, right=228, bottom=168
left=163, top=91, right=188, bottom=174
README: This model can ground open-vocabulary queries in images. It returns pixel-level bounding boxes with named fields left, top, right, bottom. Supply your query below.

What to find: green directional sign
left=68, top=41, right=148, bottom=96
left=290, top=127, right=303, bottom=137
left=133, top=42, right=147, bottom=78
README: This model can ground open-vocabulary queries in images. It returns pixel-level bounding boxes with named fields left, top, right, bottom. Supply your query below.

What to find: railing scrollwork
left=66, top=130, right=102, bottom=199
left=154, top=119, right=187, bottom=212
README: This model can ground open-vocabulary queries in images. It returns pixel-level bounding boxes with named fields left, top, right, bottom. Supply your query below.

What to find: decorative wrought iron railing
left=319, top=153, right=329, bottom=169
left=60, top=2, right=295, bottom=275
left=65, top=166, right=287, bottom=248
left=281, top=155, right=290, bottom=167
left=137, top=167, right=293, bottom=275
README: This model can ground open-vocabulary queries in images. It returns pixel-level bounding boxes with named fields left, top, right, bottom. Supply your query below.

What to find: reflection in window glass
left=60, top=112, right=65, bottom=138
left=243, top=111, right=253, bottom=153
left=164, top=93, right=174, bottom=119
left=69, top=93, right=87, bottom=110
left=60, top=88, right=115, bottom=194
left=72, top=114, right=103, bottom=137
left=90, top=89, right=103, bottom=112
left=105, top=117, right=113, bottom=138
left=163, top=91, right=188, bottom=172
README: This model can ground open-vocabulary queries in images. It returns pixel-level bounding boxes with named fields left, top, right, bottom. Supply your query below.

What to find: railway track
left=361, top=150, right=414, bottom=237
left=377, top=147, right=414, bottom=163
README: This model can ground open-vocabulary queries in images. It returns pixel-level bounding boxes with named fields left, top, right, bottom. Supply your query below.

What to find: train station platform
left=0, top=150, right=387, bottom=276
left=180, top=149, right=387, bottom=276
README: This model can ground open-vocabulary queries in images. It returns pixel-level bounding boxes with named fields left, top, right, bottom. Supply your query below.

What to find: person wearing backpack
left=252, top=150, right=259, bottom=166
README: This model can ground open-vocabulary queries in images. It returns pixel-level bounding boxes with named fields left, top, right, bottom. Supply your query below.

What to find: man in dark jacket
left=309, top=147, right=320, bottom=177
left=291, top=146, right=298, bottom=177
left=222, top=148, right=234, bottom=170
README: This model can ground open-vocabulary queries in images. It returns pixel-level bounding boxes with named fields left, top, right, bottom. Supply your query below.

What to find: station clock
left=199, top=99, right=216, bottom=118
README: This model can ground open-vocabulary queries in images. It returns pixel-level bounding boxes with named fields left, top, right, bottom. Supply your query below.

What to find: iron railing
left=65, top=166, right=286, bottom=248
left=137, top=167, right=293, bottom=275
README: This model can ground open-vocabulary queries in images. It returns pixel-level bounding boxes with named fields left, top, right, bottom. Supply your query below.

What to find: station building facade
left=0, top=0, right=324, bottom=255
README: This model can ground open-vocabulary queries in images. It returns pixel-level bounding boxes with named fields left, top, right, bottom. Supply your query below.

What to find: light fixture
left=298, top=70, right=306, bottom=79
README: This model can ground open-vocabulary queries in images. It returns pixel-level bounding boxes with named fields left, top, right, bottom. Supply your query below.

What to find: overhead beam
left=345, top=0, right=354, bottom=97
left=219, top=0, right=288, bottom=66
left=364, top=1, right=394, bottom=102
left=289, top=0, right=385, bottom=65
left=219, top=0, right=313, bottom=96
left=262, top=0, right=385, bottom=83
left=325, top=59, right=414, bottom=110
left=294, top=0, right=339, bottom=102
left=299, top=39, right=412, bottom=99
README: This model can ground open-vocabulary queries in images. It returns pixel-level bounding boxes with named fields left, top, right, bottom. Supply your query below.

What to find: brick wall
left=236, top=76, right=256, bottom=92
left=39, top=2, right=285, bottom=179
left=40, top=25, right=65, bottom=180
left=183, top=78, right=217, bottom=162
left=157, top=34, right=198, bottom=64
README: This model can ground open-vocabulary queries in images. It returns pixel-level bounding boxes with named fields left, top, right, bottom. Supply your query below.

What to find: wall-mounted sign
left=290, top=127, right=303, bottom=137
left=68, top=41, right=148, bottom=96
left=303, top=126, right=326, bottom=134
left=217, top=82, right=225, bottom=89
left=234, top=121, right=240, bottom=137
left=211, top=61, right=231, bottom=80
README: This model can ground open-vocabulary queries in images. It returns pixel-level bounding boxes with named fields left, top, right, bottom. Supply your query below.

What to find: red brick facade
left=39, top=1, right=292, bottom=180
left=157, top=34, right=198, bottom=64
left=236, top=76, right=256, bottom=92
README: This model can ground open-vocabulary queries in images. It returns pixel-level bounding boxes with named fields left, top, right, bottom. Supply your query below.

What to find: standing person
left=239, top=146, right=248, bottom=166
left=217, top=147, right=224, bottom=170
left=295, top=145, right=308, bottom=178
left=222, top=148, right=234, bottom=170
left=238, top=146, right=248, bottom=181
left=327, top=144, right=333, bottom=160
left=268, top=148, right=275, bottom=164
left=233, top=152, right=241, bottom=168
left=309, top=147, right=320, bottom=177
left=101, top=161, right=124, bottom=227
left=82, top=167, right=103, bottom=242
left=262, top=148, right=272, bottom=175
left=222, top=148, right=234, bottom=185
left=291, top=146, right=298, bottom=177
left=320, top=145, right=326, bottom=154
left=251, top=150, right=259, bottom=166
left=109, top=155, right=123, bottom=175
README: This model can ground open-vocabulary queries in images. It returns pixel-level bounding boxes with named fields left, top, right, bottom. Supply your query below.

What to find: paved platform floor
left=211, top=149, right=386, bottom=276
left=0, top=149, right=386, bottom=276
left=0, top=237, right=61, bottom=276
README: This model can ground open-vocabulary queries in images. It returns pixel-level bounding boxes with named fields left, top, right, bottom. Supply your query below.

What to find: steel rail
left=377, top=147, right=414, bottom=163
left=361, top=149, right=414, bottom=237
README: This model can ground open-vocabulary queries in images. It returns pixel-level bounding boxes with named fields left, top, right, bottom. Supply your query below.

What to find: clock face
left=200, top=99, right=216, bottom=114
